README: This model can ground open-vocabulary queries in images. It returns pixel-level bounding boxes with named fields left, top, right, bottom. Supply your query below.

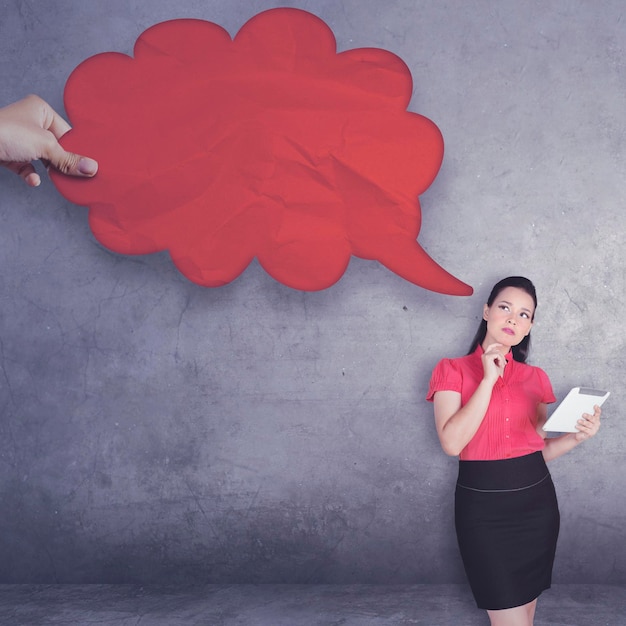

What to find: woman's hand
left=542, top=403, right=602, bottom=461
left=481, top=342, right=507, bottom=384
left=0, top=94, right=98, bottom=187
left=575, top=404, right=601, bottom=442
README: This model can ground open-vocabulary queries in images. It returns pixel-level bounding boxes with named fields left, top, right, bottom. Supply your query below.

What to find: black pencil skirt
left=454, top=451, right=560, bottom=611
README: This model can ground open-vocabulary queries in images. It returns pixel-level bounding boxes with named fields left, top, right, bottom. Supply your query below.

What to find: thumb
left=44, top=139, right=98, bottom=178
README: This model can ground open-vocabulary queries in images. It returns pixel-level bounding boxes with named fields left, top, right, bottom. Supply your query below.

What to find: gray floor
left=0, top=584, right=624, bottom=626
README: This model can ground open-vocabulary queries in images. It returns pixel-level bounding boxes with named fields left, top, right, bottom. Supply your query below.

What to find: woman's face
left=482, top=286, right=535, bottom=349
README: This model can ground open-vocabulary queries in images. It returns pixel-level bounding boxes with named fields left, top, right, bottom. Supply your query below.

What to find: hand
left=481, top=342, right=507, bottom=384
left=0, top=94, right=98, bottom=187
left=575, top=404, right=601, bottom=442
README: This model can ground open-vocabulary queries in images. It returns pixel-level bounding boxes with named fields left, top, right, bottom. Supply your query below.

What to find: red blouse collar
left=475, top=344, right=513, bottom=362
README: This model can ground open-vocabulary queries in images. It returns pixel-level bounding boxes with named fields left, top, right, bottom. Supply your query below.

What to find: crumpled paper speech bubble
left=51, top=8, right=472, bottom=295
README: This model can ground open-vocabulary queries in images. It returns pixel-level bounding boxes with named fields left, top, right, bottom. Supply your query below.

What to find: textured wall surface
left=0, top=0, right=624, bottom=584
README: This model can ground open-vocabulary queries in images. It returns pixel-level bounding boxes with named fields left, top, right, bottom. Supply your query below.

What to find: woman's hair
left=467, top=276, right=537, bottom=363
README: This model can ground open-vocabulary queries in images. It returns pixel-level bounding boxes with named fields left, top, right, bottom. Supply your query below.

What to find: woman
left=427, top=276, right=601, bottom=626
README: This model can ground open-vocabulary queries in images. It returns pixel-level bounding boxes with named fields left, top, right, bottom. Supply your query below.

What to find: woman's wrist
left=480, top=376, right=497, bottom=389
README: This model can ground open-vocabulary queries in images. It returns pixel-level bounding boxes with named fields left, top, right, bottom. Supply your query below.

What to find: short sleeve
left=536, top=367, right=557, bottom=404
left=426, top=358, right=462, bottom=402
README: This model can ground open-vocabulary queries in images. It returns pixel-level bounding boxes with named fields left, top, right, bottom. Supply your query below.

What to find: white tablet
left=543, top=387, right=610, bottom=432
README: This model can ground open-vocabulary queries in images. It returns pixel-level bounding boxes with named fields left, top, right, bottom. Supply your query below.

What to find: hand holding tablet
left=543, top=387, right=610, bottom=433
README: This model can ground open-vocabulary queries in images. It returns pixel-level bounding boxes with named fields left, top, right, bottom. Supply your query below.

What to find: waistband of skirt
left=456, top=451, right=550, bottom=492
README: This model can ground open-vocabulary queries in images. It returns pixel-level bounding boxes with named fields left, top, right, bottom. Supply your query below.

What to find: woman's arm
left=432, top=343, right=506, bottom=457
left=537, top=403, right=602, bottom=462
left=433, top=380, right=495, bottom=456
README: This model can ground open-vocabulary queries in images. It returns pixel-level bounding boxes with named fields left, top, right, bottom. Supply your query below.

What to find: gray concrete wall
left=0, top=0, right=624, bottom=584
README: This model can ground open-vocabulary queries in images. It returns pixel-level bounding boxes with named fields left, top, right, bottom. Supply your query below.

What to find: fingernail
left=78, top=157, right=98, bottom=176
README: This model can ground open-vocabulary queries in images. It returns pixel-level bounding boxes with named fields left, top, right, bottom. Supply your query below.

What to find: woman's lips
left=502, top=328, right=515, bottom=336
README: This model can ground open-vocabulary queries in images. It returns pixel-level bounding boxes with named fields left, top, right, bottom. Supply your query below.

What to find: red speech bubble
left=51, top=8, right=472, bottom=295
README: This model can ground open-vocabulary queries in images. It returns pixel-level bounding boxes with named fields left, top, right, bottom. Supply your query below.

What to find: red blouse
left=426, top=346, right=556, bottom=461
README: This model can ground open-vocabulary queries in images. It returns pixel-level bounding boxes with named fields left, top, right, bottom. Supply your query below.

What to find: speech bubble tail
left=374, top=239, right=473, bottom=296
